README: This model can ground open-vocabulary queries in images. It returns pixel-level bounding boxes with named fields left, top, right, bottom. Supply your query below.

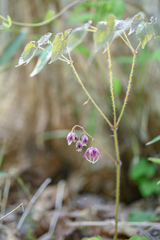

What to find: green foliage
left=128, top=210, right=160, bottom=222
left=49, top=29, right=71, bottom=63
left=136, top=22, right=153, bottom=49
left=0, top=32, right=27, bottom=66
left=128, top=237, right=151, bottom=240
left=69, top=1, right=125, bottom=23
left=128, top=13, right=144, bottom=35
left=148, top=158, right=160, bottom=164
left=82, top=236, right=102, bottom=240
left=0, top=15, right=12, bottom=29
left=16, top=33, right=52, bottom=66
left=30, top=45, right=52, bottom=77
left=129, top=157, right=156, bottom=180
left=94, top=14, right=115, bottom=52
left=68, top=21, right=91, bottom=52
left=129, top=157, right=160, bottom=197
left=0, top=140, right=7, bottom=178
left=146, top=135, right=160, bottom=145
left=150, top=16, right=160, bottom=38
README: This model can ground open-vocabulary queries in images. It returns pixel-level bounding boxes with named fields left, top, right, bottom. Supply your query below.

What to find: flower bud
left=81, top=134, right=88, bottom=146
left=76, top=140, right=83, bottom=152
left=67, top=132, right=78, bottom=145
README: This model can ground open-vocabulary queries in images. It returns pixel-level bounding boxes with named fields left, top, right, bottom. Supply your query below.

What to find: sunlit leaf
left=150, top=16, right=160, bottom=38
left=49, top=29, right=71, bottom=63
left=68, top=21, right=92, bottom=51
left=94, top=14, right=115, bottom=52
left=30, top=45, right=52, bottom=77
left=115, top=19, right=126, bottom=30
left=136, top=22, right=153, bottom=48
left=148, top=158, right=160, bottom=164
left=128, top=13, right=144, bottom=35
left=37, top=32, right=52, bottom=46
left=16, top=41, right=37, bottom=67
left=146, top=135, right=160, bottom=145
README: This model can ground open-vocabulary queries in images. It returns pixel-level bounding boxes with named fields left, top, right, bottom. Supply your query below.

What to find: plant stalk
left=113, top=129, right=121, bottom=240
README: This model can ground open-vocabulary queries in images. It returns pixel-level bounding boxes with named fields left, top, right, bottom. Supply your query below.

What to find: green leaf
left=139, top=178, right=160, bottom=197
left=49, top=29, right=71, bottom=63
left=0, top=31, right=27, bottom=66
left=146, top=135, right=160, bottom=145
left=68, top=21, right=91, bottom=51
left=16, top=41, right=38, bottom=67
left=150, top=16, right=160, bottom=38
left=148, top=158, right=160, bottom=164
left=128, top=13, right=144, bottom=35
left=136, top=22, right=153, bottom=48
left=129, top=157, right=157, bottom=180
left=82, top=237, right=102, bottom=240
left=128, top=237, right=149, bottom=240
left=30, top=45, right=52, bottom=77
left=94, top=14, right=115, bottom=52
left=7, top=15, right=12, bottom=27
left=128, top=210, right=160, bottom=222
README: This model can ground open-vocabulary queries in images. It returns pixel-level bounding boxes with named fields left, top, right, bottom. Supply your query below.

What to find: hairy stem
left=113, top=129, right=121, bottom=240
left=68, top=53, right=113, bottom=129
left=107, top=42, right=116, bottom=126
left=116, top=52, right=136, bottom=128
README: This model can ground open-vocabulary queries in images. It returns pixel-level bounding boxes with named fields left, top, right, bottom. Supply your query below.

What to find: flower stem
left=116, top=52, right=136, bottom=128
left=113, top=129, right=121, bottom=240
left=68, top=53, right=113, bottom=130
left=107, top=42, right=116, bottom=126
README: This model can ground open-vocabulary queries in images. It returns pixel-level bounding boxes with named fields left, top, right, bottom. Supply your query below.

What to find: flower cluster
left=67, top=130, right=101, bottom=164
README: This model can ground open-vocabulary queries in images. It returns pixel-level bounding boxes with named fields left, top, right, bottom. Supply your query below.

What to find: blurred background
left=0, top=0, right=160, bottom=226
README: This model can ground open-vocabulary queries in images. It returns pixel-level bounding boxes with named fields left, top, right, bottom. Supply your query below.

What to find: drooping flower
left=83, top=147, right=101, bottom=164
left=67, top=132, right=78, bottom=145
left=81, top=134, right=88, bottom=146
left=76, top=140, right=83, bottom=152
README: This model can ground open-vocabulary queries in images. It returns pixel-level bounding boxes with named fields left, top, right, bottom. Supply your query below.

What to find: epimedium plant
left=3, top=12, right=160, bottom=240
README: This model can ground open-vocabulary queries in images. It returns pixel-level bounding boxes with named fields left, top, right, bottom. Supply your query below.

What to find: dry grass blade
left=17, top=178, right=51, bottom=230
left=0, top=203, right=24, bottom=221
left=38, top=180, right=66, bottom=240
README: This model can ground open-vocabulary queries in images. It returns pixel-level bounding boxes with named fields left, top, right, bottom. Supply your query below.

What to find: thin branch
left=68, top=52, right=114, bottom=130
left=0, top=1, right=91, bottom=27
left=116, top=52, right=136, bottom=128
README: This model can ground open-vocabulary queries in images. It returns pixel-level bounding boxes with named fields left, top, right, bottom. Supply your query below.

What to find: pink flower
left=81, top=135, right=88, bottom=146
left=83, top=147, right=101, bottom=164
left=67, top=132, right=78, bottom=145
left=76, top=140, right=83, bottom=152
